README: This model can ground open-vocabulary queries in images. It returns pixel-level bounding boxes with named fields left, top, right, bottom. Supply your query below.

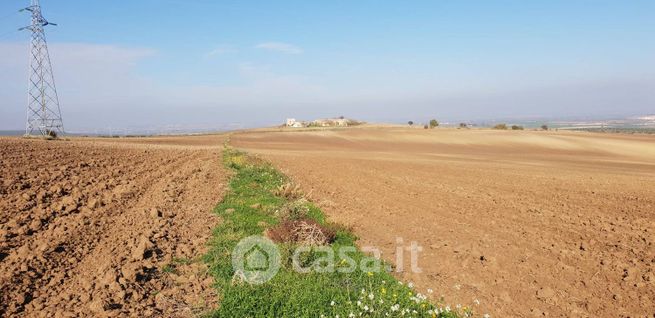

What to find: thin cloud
left=255, top=42, right=303, bottom=54
left=205, top=45, right=237, bottom=58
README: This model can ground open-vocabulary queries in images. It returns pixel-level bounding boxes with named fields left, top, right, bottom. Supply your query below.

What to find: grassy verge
left=204, top=147, right=472, bottom=317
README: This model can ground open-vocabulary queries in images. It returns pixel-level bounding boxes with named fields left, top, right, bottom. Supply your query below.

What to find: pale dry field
left=0, top=135, right=228, bottom=317
left=232, top=127, right=655, bottom=317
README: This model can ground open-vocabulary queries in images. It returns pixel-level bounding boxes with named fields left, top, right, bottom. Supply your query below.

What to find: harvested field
left=0, top=135, right=228, bottom=317
left=232, top=127, right=655, bottom=317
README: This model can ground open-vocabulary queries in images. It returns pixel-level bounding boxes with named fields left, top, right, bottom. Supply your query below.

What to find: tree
left=429, top=119, right=439, bottom=128
left=541, top=124, right=548, bottom=131
left=408, top=121, right=414, bottom=126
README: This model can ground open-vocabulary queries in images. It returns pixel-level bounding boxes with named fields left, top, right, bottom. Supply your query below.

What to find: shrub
left=493, top=123, right=508, bottom=130
left=407, top=121, right=414, bottom=126
left=429, top=119, right=439, bottom=128
left=45, top=130, right=58, bottom=139
left=423, top=124, right=429, bottom=129
left=511, top=125, right=524, bottom=130
left=541, top=124, right=549, bottom=131
left=346, top=119, right=364, bottom=126
left=459, top=123, right=468, bottom=128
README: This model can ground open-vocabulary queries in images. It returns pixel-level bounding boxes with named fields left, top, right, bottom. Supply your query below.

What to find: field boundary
left=202, top=146, right=474, bottom=317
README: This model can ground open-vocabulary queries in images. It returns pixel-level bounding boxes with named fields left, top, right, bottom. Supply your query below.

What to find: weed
left=274, top=199, right=310, bottom=220
left=171, top=257, right=192, bottom=266
left=162, top=264, right=177, bottom=274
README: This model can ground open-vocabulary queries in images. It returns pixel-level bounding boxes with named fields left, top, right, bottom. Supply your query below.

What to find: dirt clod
left=149, top=207, right=162, bottom=218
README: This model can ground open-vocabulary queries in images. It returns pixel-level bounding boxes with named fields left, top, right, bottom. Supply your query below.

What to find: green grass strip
left=204, top=147, right=471, bottom=317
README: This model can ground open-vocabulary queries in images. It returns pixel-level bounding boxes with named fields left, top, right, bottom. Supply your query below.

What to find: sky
left=0, top=0, right=654, bottom=132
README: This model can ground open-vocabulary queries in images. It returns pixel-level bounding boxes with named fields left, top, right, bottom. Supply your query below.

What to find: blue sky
left=1, top=0, right=654, bottom=132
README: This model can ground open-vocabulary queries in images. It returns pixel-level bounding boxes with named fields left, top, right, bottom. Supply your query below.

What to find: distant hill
left=0, top=130, right=25, bottom=136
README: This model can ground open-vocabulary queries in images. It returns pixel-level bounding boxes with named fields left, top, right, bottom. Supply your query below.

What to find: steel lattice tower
left=20, top=0, right=64, bottom=137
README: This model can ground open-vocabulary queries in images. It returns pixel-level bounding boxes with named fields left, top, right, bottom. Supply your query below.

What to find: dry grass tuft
left=266, top=218, right=336, bottom=246
left=274, top=182, right=304, bottom=199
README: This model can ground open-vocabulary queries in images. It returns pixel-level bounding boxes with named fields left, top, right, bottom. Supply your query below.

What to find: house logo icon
left=232, top=235, right=281, bottom=284
left=244, top=244, right=270, bottom=271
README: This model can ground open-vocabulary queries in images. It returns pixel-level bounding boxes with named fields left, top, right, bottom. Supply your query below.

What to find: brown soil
left=232, top=127, right=655, bottom=317
left=0, top=135, right=228, bottom=317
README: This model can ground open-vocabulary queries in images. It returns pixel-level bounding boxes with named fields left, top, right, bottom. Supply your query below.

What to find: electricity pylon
left=19, top=0, right=64, bottom=137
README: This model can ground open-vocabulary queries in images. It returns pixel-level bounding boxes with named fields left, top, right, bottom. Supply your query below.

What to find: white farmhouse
left=335, top=119, right=348, bottom=126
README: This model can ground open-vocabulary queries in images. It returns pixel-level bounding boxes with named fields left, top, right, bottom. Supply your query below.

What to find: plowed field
left=0, top=135, right=227, bottom=317
left=232, top=127, right=655, bottom=317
